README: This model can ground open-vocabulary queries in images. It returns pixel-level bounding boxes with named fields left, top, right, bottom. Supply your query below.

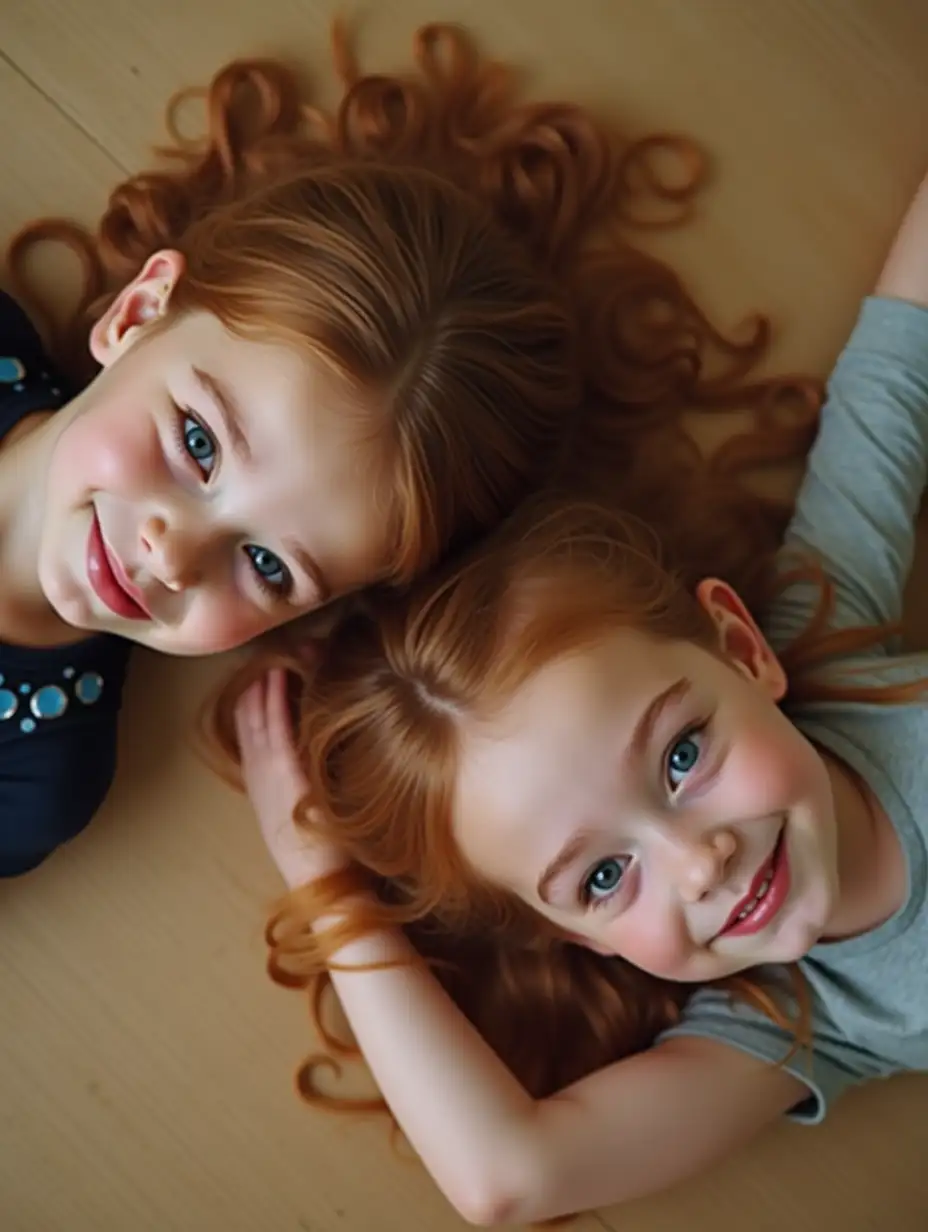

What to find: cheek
left=166, top=596, right=271, bottom=655
left=724, top=710, right=816, bottom=814
left=600, top=896, right=693, bottom=979
left=50, top=395, right=164, bottom=498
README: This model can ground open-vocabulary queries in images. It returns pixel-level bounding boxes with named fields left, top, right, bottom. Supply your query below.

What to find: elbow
left=445, top=1137, right=553, bottom=1227
left=452, top=1187, right=524, bottom=1228
left=452, top=1188, right=521, bottom=1228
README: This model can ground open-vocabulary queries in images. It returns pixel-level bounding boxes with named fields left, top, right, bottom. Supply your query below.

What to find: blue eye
left=583, top=857, right=628, bottom=903
left=666, top=731, right=703, bottom=790
left=182, top=414, right=216, bottom=474
left=245, top=544, right=291, bottom=595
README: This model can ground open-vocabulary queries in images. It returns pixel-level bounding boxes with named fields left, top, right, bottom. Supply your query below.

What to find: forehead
left=452, top=629, right=705, bottom=885
left=171, top=311, right=390, bottom=593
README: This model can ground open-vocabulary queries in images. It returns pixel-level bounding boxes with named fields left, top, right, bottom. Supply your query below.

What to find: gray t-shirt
left=660, top=295, right=928, bottom=1123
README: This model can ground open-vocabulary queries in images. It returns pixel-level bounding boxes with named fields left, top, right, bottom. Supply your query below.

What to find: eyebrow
left=192, top=367, right=251, bottom=464
left=284, top=536, right=331, bottom=605
left=536, top=676, right=691, bottom=905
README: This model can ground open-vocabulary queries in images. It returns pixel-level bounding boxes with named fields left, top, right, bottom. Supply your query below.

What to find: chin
left=125, top=631, right=190, bottom=656
left=750, top=919, right=824, bottom=968
left=784, top=915, right=827, bottom=959
left=43, top=583, right=94, bottom=635
left=133, top=632, right=237, bottom=658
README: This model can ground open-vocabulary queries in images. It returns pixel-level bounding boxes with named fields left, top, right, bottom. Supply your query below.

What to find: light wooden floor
left=3, top=2, right=928, bottom=1229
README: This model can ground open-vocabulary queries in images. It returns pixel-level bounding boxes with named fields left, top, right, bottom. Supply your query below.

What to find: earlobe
left=89, top=249, right=186, bottom=367
left=695, top=577, right=787, bottom=701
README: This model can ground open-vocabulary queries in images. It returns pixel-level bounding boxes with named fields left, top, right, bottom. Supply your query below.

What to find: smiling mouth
left=87, top=511, right=152, bottom=621
left=716, top=828, right=790, bottom=940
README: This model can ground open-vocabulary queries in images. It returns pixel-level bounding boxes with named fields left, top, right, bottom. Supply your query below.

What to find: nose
left=139, top=514, right=203, bottom=591
left=658, top=827, right=738, bottom=904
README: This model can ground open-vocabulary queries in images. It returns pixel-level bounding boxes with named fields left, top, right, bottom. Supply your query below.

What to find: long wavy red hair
left=257, top=487, right=926, bottom=1136
left=161, top=18, right=835, bottom=1108
left=8, top=21, right=817, bottom=604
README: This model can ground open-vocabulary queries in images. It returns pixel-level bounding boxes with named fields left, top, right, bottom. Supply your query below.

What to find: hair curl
left=267, top=482, right=925, bottom=1140
left=8, top=20, right=819, bottom=606
left=68, top=19, right=830, bottom=1134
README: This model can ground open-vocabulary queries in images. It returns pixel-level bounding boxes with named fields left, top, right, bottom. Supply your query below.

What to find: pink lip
left=716, top=829, right=790, bottom=939
left=87, top=511, right=151, bottom=621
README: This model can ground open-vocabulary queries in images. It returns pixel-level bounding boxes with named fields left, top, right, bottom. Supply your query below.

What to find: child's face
left=37, top=254, right=385, bottom=656
left=453, top=582, right=840, bottom=983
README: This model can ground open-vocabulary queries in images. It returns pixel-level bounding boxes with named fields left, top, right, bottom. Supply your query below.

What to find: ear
left=695, top=577, right=787, bottom=702
left=89, top=250, right=185, bottom=367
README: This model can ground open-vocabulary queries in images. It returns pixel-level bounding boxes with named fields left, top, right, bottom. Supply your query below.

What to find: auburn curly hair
left=7, top=21, right=818, bottom=606
left=15, top=15, right=831, bottom=1152
left=267, top=483, right=924, bottom=1137
left=181, top=20, right=831, bottom=1131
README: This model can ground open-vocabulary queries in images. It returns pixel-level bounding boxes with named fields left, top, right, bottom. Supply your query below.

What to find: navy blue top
left=0, top=292, right=131, bottom=876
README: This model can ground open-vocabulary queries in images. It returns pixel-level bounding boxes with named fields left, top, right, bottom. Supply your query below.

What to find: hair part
left=7, top=20, right=841, bottom=1133
left=266, top=486, right=926, bottom=1124
left=7, top=22, right=820, bottom=595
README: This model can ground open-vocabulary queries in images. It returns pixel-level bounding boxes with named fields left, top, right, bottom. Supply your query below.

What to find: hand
left=234, top=667, right=346, bottom=890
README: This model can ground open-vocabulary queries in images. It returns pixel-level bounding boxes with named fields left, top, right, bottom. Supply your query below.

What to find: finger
left=266, top=670, right=313, bottom=794
left=234, top=677, right=269, bottom=754
left=264, top=668, right=295, bottom=746
left=235, top=677, right=265, bottom=734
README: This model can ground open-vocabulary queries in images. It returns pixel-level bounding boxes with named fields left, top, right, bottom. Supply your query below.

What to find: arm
left=314, top=926, right=804, bottom=1225
left=770, top=170, right=928, bottom=645
left=875, top=171, right=928, bottom=306
left=237, top=674, right=806, bottom=1226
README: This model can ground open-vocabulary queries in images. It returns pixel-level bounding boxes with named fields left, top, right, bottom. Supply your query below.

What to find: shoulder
left=659, top=970, right=892, bottom=1124
left=0, top=290, right=73, bottom=434
left=828, top=295, right=928, bottom=389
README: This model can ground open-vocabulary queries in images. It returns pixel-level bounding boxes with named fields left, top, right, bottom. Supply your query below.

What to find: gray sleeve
left=657, top=985, right=892, bottom=1124
left=765, top=296, right=928, bottom=651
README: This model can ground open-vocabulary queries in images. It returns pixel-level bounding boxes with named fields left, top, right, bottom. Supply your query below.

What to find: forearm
left=318, top=910, right=539, bottom=1225
left=313, top=909, right=799, bottom=1227
left=877, top=169, right=928, bottom=306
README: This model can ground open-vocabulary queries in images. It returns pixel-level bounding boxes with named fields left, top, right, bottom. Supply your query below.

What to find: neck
left=0, top=405, right=83, bottom=647
left=820, top=748, right=906, bottom=940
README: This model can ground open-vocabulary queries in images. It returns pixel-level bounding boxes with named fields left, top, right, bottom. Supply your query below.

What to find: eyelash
left=578, top=716, right=714, bottom=911
left=170, top=405, right=293, bottom=600
left=579, top=856, right=631, bottom=911
left=171, top=404, right=217, bottom=479
left=246, top=546, right=293, bottom=600
left=663, top=718, right=711, bottom=795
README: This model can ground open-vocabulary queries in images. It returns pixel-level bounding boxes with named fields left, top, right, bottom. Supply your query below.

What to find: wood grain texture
left=1, top=2, right=928, bottom=1229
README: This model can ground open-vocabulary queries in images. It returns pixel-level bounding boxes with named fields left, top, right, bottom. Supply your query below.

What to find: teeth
left=733, top=873, right=773, bottom=923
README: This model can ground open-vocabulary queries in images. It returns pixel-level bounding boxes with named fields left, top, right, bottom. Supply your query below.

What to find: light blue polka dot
left=0, top=357, right=25, bottom=383
left=31, top=685, right=68, bottom=720
left=63, top=667, right=76, bottom=680
left=75, top=673, right=104, bottom=705
left=0, top=689, right=18, bottom=720
left=19, top=718, right=36, bottom=734
left=18, top=683, right=31, bottom=695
